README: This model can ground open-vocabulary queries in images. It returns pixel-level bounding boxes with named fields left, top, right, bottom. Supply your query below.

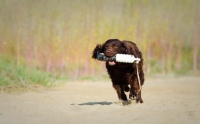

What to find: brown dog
left=92, top=39, right=144, bottom=104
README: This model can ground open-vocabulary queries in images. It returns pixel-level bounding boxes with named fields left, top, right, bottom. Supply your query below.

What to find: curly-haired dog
left=92, top=39, right=144, bottom=104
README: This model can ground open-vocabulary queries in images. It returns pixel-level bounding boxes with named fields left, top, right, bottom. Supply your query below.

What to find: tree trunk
left=175, top=44, right=182, bottom=70
left=161, top=40, right=166, bottom=74
left=16, top=31, right=21, bottom=67
left=193, top=8, right=200, bottom=73
left=193, top=43, right=198, bottom=73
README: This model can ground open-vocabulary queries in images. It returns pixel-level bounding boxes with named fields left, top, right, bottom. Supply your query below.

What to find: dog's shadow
left=71, top=101, right=113, bottom=106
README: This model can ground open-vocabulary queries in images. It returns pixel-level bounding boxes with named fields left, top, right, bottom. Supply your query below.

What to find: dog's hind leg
left=123, top=85, right=130, bottom=92
left=130, top=76, right=144, bottom=103
left=136, top=91, right=143, bottom=103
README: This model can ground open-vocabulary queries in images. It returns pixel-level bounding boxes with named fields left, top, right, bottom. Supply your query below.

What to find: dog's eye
left=104, top=44, right=108, bottom=48
left=113, top=44, right=118, bottom=48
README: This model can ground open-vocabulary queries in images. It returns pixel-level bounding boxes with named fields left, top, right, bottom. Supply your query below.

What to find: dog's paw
left=117, top=100, right=132, bottom=106
left=129, top=96, right=136, bottom=100
left=136, top=98, right=144, bottom=103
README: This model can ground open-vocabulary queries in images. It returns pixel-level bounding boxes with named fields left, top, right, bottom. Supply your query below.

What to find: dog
left=92, top=39, right=144, bottom=104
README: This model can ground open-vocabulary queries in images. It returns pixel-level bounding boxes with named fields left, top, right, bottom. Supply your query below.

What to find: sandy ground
left=0, top=77, right=200, bottom=124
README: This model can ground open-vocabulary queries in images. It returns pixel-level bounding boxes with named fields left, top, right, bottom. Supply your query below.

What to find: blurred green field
left=0, top=0, right=200, bottom=88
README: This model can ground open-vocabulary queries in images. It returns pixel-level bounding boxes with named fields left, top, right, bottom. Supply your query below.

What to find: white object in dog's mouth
left=108, top=61, right=116, bottom=66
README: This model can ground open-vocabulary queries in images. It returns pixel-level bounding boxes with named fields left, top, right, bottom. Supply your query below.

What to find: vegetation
left=0, top=0, right=199, bottom=87
left=0, top=55, right=58, bottom=92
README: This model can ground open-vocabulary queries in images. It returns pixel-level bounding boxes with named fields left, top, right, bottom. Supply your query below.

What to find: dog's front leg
left=113, top=84, right=131, bottom=105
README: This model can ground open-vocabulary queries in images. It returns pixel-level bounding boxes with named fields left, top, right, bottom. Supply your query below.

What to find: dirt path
left=0, top=77, right=200, bottom=124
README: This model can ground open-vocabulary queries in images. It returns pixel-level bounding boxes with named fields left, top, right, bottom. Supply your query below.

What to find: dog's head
left=92, top=39, right=127, bottom=58
left=92, top=39, right=127, bottom=65
left=102, top=39, right=126, bottom=57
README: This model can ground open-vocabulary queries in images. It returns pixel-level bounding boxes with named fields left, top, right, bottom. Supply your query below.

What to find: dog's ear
left=122, top=41, right=140, bottom=57
left=92, top=44, right=103, bottom=59
left=122, top=42, right=131, bottom=54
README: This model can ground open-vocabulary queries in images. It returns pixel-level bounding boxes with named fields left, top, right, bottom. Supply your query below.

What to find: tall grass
left=0, top=0, right=200, bottom=85
left=0, top=55, right=58, bottom=89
